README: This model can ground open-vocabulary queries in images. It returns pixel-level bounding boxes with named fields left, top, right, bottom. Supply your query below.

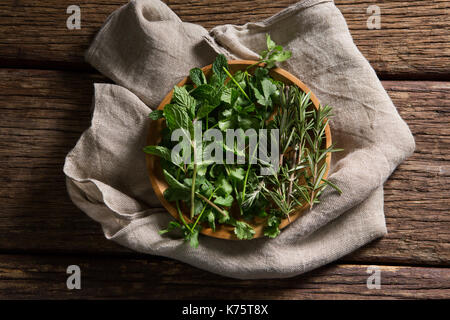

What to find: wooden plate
left=146, top=60, right=332, bottom=240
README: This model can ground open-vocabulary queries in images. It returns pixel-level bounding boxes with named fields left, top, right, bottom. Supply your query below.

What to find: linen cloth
left=63, top=0, right=415, bottom=279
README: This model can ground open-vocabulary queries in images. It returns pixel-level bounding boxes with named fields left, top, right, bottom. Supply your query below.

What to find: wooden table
left=0, top=0, right=449, bottom=299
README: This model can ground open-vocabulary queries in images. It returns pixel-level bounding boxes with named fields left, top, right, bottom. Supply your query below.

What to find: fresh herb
left=145, top=34, right=342, bottom=247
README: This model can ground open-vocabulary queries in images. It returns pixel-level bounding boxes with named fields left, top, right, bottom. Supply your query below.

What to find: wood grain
left=0, top=254, right=448, bottom=299
left=0, top=0, right=448, bottom=78
left=0, top=69, right=448, bottom=265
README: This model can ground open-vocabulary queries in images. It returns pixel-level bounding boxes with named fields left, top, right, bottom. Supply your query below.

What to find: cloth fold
left=64, top=0, right=415, bottom=279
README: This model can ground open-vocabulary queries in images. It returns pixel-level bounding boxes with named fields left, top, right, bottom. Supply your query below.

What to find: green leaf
left=193, top=198, right=204, bottom=215
left=229, top=167, right=245, bottom=181
left=163, top=103, right=192, bottom=132
left=197, top=103, right=218, bottom=119
left=143, top=145, right=181, bottom=164
left=213, top=194, right=234, bottom=207
left=163, top=187, right=190, bottom=201
left=163, top=169, right=190, bottom=191
left=216, top=174, right=233, bottom=196
left=200, top=180, right=214, bottom=197
left=186, top=227, right=200, bottom=248
left=218, top=210, right=230, bottom=224
left=234, top=221, right=255, bottom=240
left=258, top=34, right=292, bottom=69
left=172, top=86, right=196, bottom=118
left=250, top=83, right=266, bottom=106
left=321, top=178, right=343, bottom=195
left=148, top=110, right=164, bottom=120
left=261, top=79, right=277, bottom=100
left=191, top=84, right=214, bottom=100
left=314, top=163, right=328, bottom=190
left=196, top=163, right=210, bottom=177
left=206, top=210, right=216, bottom=231
left=192, top=84, right=222, bottom=111
left=159, top=220, right=182, bottom=235
left=264, top=224, right=280, bottom=238
left=189, top=68, right=207, bottom=86
left=266, top=34, right=276, bottom=51
left=221, top=88, right=232, bottom=104
left=221, top=87, right=239, bottom=106
left=267, top=214, right=281, bottom=227
left=212, top=54, right=229, bottom=83
left=218, top=119, right=234, bottom=131
left=271, top=50, right=292, bottom=63
left=254, top=67, right=269, bottom=81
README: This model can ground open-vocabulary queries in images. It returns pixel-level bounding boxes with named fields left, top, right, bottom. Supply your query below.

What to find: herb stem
left=224, top=164, right=243, bottom=215
left=242, top=142, right=259, bottom=203
left=192, top=188, right=218, bottom=231
left=177, top=200, right=193, bottom=233
left=287, top=146, right=299, bottom=207
left=176, top=168, right=193, bottom=233
left=245, top=61, right=264, bottom=71
left=195, top=193, right=228, bottom=217
left=223, top=67, right=251, bottom=101
left=190, top=147, right=198, bottom=219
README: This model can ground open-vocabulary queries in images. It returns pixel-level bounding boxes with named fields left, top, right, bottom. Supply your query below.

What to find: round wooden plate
left=146, top=60, right=332, bottom=240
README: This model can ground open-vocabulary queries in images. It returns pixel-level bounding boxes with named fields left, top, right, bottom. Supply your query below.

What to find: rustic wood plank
left=0, top=69, right=448, bottom=265
left=0, top=254, right=448, bottom=299
left=347, top=81, right=450, bottom=264
left=0, top=0, right=448, bottom=78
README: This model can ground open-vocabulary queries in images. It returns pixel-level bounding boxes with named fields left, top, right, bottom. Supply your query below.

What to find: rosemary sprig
left=261, top=85, right=342, bottom=216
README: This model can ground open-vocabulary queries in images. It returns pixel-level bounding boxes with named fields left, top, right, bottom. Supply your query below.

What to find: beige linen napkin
left=63, top=0, right=415, bottom=279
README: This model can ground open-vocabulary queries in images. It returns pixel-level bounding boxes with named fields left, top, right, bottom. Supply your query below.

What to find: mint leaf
left=197, top=103, right=219, bottom=119
left=172, top=86, right=196, bottom=118
left=143, top=145, right=181, bottom=165
left=234, top=221, right=255, bottom=240
left=212, top=54, right=229, bottom=83
left=221, top=88, right=232, bottom=104
left=191, top=84, right=215, bottom=100
left=191, top=84, right=222, bottom=107
left=163, top=103, right=192, bottom=132
left=148, top=110, right=164, bottom=120
left=190, top=68, right=207, bottom=87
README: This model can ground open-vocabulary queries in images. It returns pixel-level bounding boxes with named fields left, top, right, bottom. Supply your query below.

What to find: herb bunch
left=144, top=35, right=341, bottom=247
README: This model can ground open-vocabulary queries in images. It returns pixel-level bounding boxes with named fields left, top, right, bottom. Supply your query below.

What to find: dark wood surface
left=0, top=0, right=449, bottom=299
left=1, top=255, right=448, bottom=299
